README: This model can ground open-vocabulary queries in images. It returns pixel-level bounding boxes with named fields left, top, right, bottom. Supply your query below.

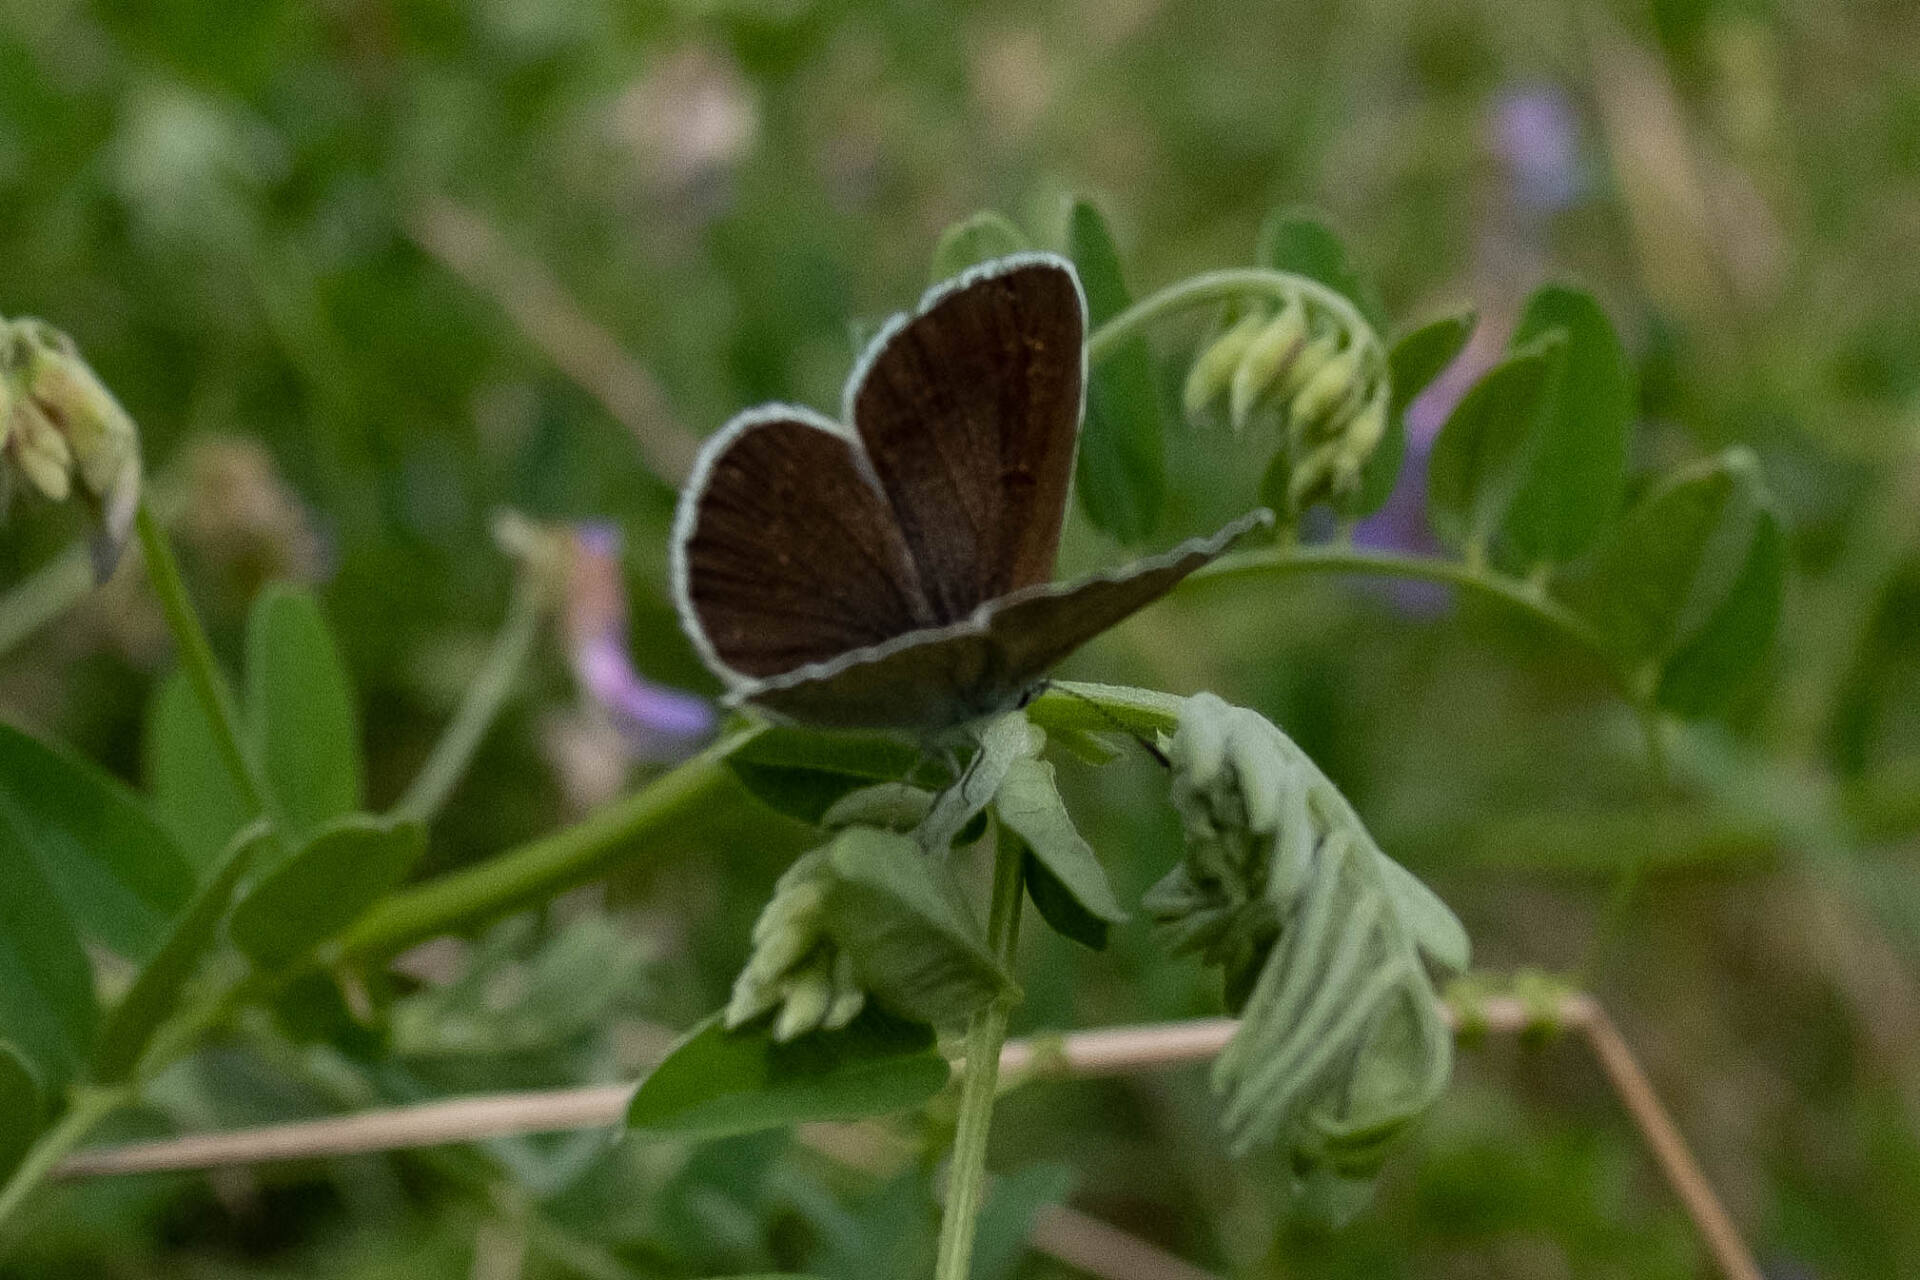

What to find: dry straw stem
left=58, top=997, right=1759, bottom=1280
left=409, top=197, right=701, bottom=486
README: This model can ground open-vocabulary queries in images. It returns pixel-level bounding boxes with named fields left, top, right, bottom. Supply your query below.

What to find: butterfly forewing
left=848, top=257, right=1085, bottom=623
left=675, top=411, right=934, bottom=682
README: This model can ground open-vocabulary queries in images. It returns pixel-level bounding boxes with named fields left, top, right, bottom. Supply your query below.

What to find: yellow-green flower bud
left=1182, top=312, right=1266, bottom=419
left=725, top=845, right=872, bottom=1041
left=0, top=319, right=145, bottom=578
left=1287, top=346, right=1364, bottom=440
left=772, top=957, right=835, bottom=1042
left=823, top=950, right=866, bottom=1030
left=7, top=398, right=73, bottom=502
left=1274, top=331, right=1340, bottom=407
left=1228, top=304, right=1309, bottom=432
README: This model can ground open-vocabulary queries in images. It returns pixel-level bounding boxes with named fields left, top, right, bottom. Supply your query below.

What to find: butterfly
left=671, top=253, right=1272, bottom=732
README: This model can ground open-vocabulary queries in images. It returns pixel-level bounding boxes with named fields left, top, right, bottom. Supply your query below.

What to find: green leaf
left=1388, top=309, right=1478, bottom=421
left=929, top=211, right=1029, bottom=284
left=627, top=1007, right=948, bottom=1138
left=1068, top=199, right=1164, bottom=544
left=0, top=806, right=98, bottom=1089
left=727, top=728, right=927, bottom=825
left=1500, top=285, right=1636, bottom=568
left=0, top=1044, right=42, bottom=1182
left=0, top=721, right=195, bottom=960
left=1256, top=208, right=1386, bottom=330
left=229, top=814, right=425, bottom=970
left=1655, top=513, right=1785, bottom=716
left=994, top=757, right=1125, bottom=951
left=825, top=827, right=1014, bottom=1027
left=146, top=670, right=250, bottom=870
left=246, top=585, right=364, bottom=839
left=1425, top=334, right=1565, bottom=558
left=92, top=822, right=270, bottom=1083
left=1575, top=448, right=1784, bottom=716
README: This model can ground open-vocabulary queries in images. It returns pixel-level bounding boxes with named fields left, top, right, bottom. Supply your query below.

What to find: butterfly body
left=672, top=254, right=1271, bottom=733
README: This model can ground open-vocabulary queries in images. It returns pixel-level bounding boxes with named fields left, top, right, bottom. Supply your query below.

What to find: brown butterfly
left=672, top=254, right=1271, bottom=731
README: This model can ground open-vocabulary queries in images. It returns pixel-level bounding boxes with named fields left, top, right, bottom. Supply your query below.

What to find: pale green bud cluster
left=0, top=318, right=144, bottom=578
left=1146, top=693, right=1468, bottom=1190
left=1144, top=693, right=1316, bottom=1009
left=1181, top=295, right=1390, bottom=518
left=724, top=848, right=867, bottom=1042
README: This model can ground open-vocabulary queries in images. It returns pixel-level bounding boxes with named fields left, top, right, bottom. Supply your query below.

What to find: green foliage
left=824, top=827, right=1014, bottom=1028
left=91, top=822, right=268, bottom=1082
left=145, top=671, right=250, bottom=869
left=995, top=756, right=1126, bottom=950
left=0, top=721, right=195, bottom=961
left=0, top=1045, right=43, bottom=1183
left=727, top=728, right=926, bottom=825
left=1575, top=448, right=1786, bottom=714
left=0, top=806, right=97, bottom=1090
left=229, top=814, right=424, bottom=970
left=1148, top=693, right=1466, bottom=1182
left=245, top=585, right=364, bottom=838
left=928, top=212, right=1029, bottom=285
left=1500, top=284, right=1636, bottom=569
left=1426, top=334, right=1566, bottom=559
left=1258, top=208, right=1387, bottom=330
left=1068, top=199, right=1165, bottom=544
left=627, top=1008, right=949, bottom=1139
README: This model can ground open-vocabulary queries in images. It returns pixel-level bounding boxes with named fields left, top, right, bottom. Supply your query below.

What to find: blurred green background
left=4, top=0, right=1920, bottom=1275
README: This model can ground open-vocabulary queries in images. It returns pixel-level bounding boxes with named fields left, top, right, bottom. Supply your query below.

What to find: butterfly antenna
left=1040, top=682, right=1171, bottom=768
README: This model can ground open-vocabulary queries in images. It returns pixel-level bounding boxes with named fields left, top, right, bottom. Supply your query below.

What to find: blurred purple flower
left=1353, top=325, right=1501, bottom=612
left=1494, top=84, right=1584, bottom=214
left=563, top=524, right=715, bottom=760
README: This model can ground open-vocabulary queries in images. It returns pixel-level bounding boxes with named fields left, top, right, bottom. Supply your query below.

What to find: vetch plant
left=0, top=202, right=1786, bottom=1279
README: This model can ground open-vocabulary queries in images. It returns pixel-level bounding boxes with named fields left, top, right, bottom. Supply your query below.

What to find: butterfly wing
left=735, top=509, right=1272, bottom=730
left=846, top=254, right=1086, bottom=622
left=672, top=407, right=936, bottom=684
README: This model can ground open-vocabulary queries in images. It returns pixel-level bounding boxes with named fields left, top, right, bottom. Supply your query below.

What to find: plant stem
left=0, top=1085, right=134, bottom=1243
left=339, top=725, right=767, bottom=959
left=392, top=574, right=548, bottom=824
left=0, top=544, right=92, bottom=658
left=933, top=826, right=1026, bottom=1280
left=1084, top=268, right=1381, bottom=368
left=1187, top=543, right=1631, bottom=698
left=133, top=503, right=272, bottom=820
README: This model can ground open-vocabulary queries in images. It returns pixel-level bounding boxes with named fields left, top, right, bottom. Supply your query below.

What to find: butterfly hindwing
left=847, top=255, right=1086, bottom=622
left=673, top=409, right=934, bottom=683
left=736, top=510, right=1272, bottom=729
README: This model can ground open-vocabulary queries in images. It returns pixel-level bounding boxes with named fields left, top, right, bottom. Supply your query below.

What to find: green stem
left=392, top=574, right=548, bottom=825
left=133, top=503, right=272, bottom=820
left=0, top=1085, right=134, bottom=1243
left=933, top=825, right=1025, bottom=1280
left=1187, top=544, right=1631, bottom=698
left=0, top=544, right=92, bottom=658
left=339, top=725, right=767, bottom=959
left=1084, top=267, right=1382, bottom=368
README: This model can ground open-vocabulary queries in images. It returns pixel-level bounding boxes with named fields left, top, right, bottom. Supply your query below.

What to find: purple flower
left=563, top=523, right=715, bottom=760
left=1494, top=85, right=1584, bottom=214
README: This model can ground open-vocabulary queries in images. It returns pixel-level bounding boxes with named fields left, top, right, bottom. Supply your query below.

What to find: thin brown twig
left=408, top=197, right=701, bottom=486
left=55, top=1000, right=1759, bottom=1280
left=1577, top=999, right=1765, bottom=1280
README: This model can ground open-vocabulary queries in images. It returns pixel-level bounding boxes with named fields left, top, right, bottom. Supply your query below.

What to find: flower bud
left=725, top=846, right=869, bottom=1041
left=1182, top=312, right=1266, bottom=419
left=1228, top=304, right=1309, bottom=432
left=1287, top=346, right=1364, bottom=440
left=1, top=319, right=145, bottom=578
